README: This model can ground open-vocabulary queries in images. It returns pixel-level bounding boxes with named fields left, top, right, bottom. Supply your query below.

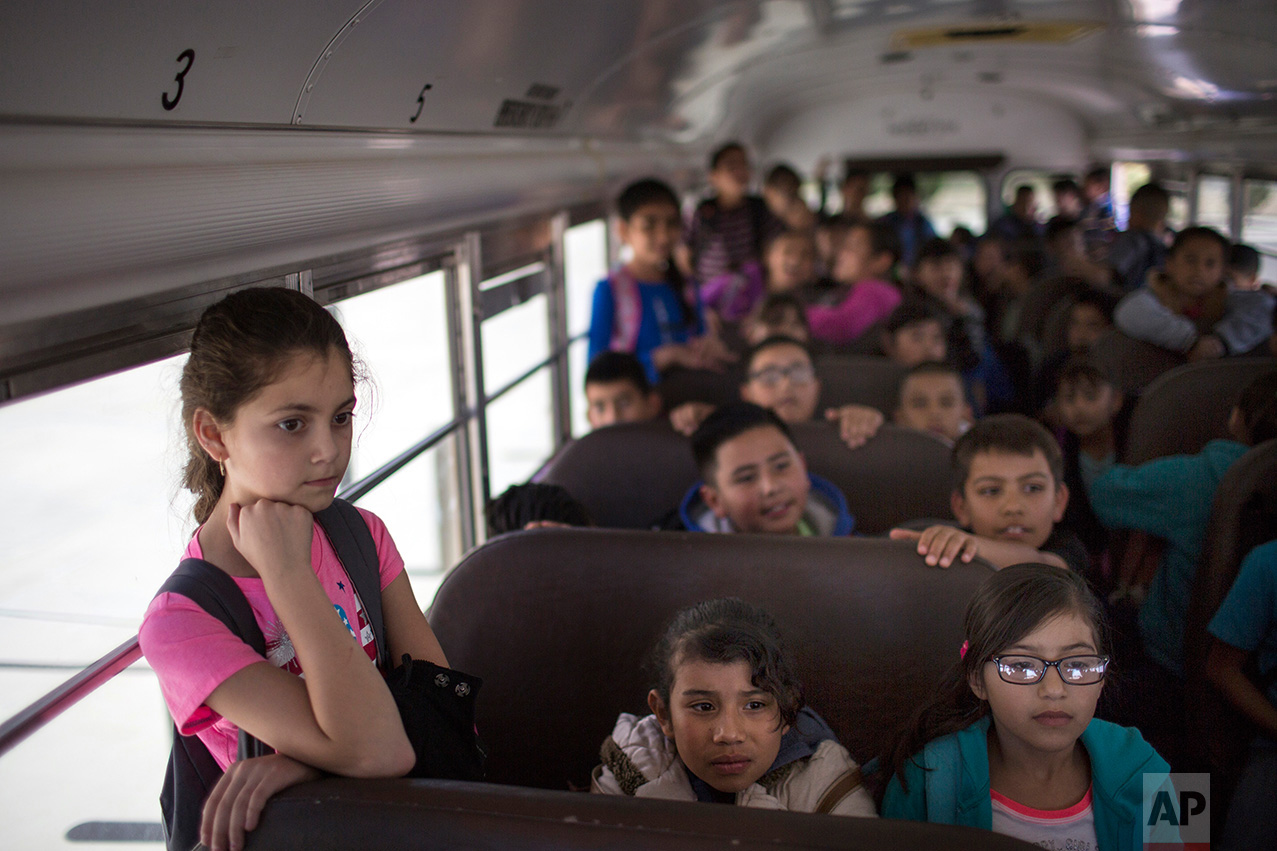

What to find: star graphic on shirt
left=337, top=581, right=346, bottom=591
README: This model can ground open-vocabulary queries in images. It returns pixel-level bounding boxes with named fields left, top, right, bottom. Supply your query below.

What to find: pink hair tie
left=959, top=640, right=970, bottom=660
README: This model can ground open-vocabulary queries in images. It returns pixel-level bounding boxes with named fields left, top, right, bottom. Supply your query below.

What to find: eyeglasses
left=989, top=655, right=1109, bottom=685
left=748, top=363, right=815, bottom=387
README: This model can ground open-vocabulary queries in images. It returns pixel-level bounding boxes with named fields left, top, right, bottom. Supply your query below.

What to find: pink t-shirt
left=805, top=278, right=902, bottom=345
left=139, top=508, right=404, bottom=770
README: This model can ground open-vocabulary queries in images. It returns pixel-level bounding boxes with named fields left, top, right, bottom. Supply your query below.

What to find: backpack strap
left=814, top=766, right=864, bottom=815
left=159, top=559, right=266, bottom=656
left=314, top=499, right=386, bottom=670
left=607, top=265, right=641, bottom=354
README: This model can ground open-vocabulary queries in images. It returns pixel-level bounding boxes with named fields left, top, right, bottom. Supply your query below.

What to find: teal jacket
left=881, top=716, right=1172, bottom=851
left=1087, top=438, right=1249, bottom=676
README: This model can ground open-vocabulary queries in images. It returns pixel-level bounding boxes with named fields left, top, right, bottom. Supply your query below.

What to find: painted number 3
left=162, top=49, right=195, bottom=111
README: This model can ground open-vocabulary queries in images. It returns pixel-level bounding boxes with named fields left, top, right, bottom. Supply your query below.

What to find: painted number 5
left=410, top=83, right=432, bottom=123
left=162, top=49, right=195, bottom=111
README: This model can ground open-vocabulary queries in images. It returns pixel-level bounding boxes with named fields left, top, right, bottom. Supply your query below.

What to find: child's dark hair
left=485, top=483, right=594, bottom=536
left=951, top=413, right=1064, bottom=493
left=1230, top=243, right=1260, bottom=277
left=649, top=597, right=803, bottom=729
left=892, top=173, right=918, bottom=195
left=585, top=351, right=652, bottom=395
left=763, top=163, right=801, bottom=194
left=745, top=335, right=813, bottom=374
left=615, top=178, right=697, bottom=328
left=885, top=564, right=1108, bottom=792
left=915, top=237, right=961, bottom=266
left=1052, top=177, right=1081, bottom=198
left=1044, top=215, right=1080, bottom=245
left=691, top=402, right=796, bottom=480
left=1070, top=288, right=1119, bottom=324
left=752, top=294, right=810, bottom=335
left=1128, top=183, right=1170, bottom=221
left=1237, top=370, right=1277, bottom=446
left=1006, top=239, right=1048, bottom=279
left=616, top=178, right=680, bottom=221
left=885, top=299, right=950, bottom=337
left=710, top=141, right=746, bottom=171
left=180, top=286, right=358, bottom=524
left=860, top=220, right=903, bottom=267
left=1056, top=355, right=1118, bottom=397
left=1169, top=225, right=1228, bottom=258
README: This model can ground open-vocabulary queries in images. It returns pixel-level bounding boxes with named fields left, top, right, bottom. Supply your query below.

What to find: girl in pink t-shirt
left=139, top=287, right=450, bottom=851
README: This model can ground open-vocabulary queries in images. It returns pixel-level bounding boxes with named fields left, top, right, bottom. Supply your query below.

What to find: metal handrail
left=0, top=637, right=142, bottom=758
left=0, top=331, right=590, bottom=759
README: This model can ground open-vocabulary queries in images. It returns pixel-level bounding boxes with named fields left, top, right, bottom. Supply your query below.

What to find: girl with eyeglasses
left=881, top=563, right=1174, bottom=850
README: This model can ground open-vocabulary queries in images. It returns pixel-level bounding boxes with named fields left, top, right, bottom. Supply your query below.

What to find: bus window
left=565, top=219, right=608, bottom=437
left=481, top=289, right=554, bottom=495
left=1196, top=174, right=1233, bottom=236
left=0, top=355, right=187, bottom=842
left=863, top=171, right=986, bottom=239
left=1243, top=179, right=1277, bottom=249
left=329, top=271, right=462, bottom=582
left=1000, top=169, right=1059, bottom=220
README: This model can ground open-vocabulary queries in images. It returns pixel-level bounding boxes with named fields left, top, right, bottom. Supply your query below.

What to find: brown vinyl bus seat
left=814, top=355, right=907, bottom=415
left=427, top=529, right=994, bottom=791
left=535, top=421, right=698, bottom=528
left=248, top=776, right=1038, bottom=850
left=1088, top=328, right=1184, bottom=396
left=1122, top=358, right=1277, bottom=464
left=789, top=422, right=953, bottom=535
left=536, top=421, right=952, bottom=534
left=656, top=365, right=744, bottom=409
left=1181, top=439, right=1277, bottom=831
left=1014, top=274, right=1089, bottom=347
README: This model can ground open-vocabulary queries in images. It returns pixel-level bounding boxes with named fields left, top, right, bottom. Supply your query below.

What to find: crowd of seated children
left=876, top=173, right=936, bottom=270
left=1051, top=177, right=1085, bottom=221
left=1207, top=538, right=1277, bottom=850
left=988, top=185, right=1043, bottom=244
left=486, top=483, right=594, bottom=535
left=588, top=178, right=735, bottom=385
left=1107, top=183, right=1170, bottom=293
left=889, top=414, right=1088, bottom=573
left=761, top=163, right=816, bottom=232
left=1114, top=225, right=1273, bottom=360
left=814, top=160, right=870, bottom=223
left=805, top=220, right=903, bottom=347
left=660, top=402, right=854, bottom=536
left=683, top=142, right=784, bottom=321
left=584, top=351, right=663, bottom=430
left=1042, top=215, right=1113, bottom=292
left=1052, top=357, right=1128, bottom=579
left=1088, top=369, right=1277, bottom=768
left=667, top=336, right=886, bottom=449
left=593, top=597, right=876, bottom=815
left=1036, top=289, right=1120, bottom=419
left=742, top=293, right=810, bottom=347
left=893, top=361, right=973, bottom=446
left=882, top=564, right=1175, bottom=850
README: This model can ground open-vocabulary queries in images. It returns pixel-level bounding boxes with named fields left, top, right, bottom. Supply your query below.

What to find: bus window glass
left=1242, top=178, right=1277, bottom=256
left=864, top=171, right=987, bottom=238
left=351, top=432, right=461, bottom=595
left=331, top=271, right=453, bottom=477
left=481, top=293, right=550, bottom=393
left=0, top=356, right=188, bottom=844
left=1166, top=192, right=1190, bottom=233
left=1195, top=174, right=1233, bottom=236
left=485, top=367, right=554, bottom=496
left=565, top=219, right=608, bottom=436
left=1000, top=169, right=1058, bottom=220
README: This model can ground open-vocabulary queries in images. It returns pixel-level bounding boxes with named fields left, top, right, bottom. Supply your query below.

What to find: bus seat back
left=1123, top=357, right=1277, bottom=464
left=1089, top=328, right=1185, bottom=397
left=789, top=423, right=953, bottom=535
left=428, top=530, right=992, bottom=791
left=814, top=355, right=907, bottom=415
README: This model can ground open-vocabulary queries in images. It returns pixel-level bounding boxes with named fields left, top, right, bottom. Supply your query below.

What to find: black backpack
left=155, top=499, right=387, bottom=851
